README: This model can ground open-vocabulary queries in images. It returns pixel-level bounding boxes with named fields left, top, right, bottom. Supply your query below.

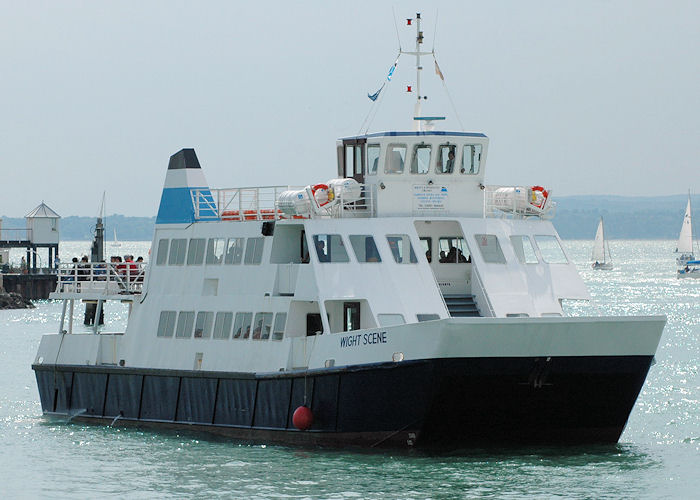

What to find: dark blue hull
left=33, top=356, right=654, bottom=449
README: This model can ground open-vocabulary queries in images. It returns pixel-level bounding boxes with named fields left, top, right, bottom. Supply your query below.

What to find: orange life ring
left=531, top=185, right=549, bottom=208
left=311, top=183, right=330, bottom=206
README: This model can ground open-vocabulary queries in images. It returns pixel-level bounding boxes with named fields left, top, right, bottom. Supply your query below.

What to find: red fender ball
left=293, top=405, right=313, bottom=431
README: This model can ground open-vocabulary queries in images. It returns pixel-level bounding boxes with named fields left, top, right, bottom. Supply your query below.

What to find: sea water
left=0, top=240, right=698, bottom=499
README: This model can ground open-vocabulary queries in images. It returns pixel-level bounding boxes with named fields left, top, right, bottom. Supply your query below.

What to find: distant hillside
left=1, top=194, right=697, bottom=240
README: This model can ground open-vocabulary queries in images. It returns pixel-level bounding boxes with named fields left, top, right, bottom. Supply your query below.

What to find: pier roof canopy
left=25, top=202, right=60, bottom=219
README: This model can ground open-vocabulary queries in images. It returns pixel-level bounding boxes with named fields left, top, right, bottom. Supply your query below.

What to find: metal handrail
left=55, top=262, right=146, bottom=295
left=0, top=228, right=32, bottom=241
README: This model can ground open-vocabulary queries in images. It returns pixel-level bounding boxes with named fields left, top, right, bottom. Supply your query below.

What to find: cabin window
left=206, top=238, right=226, bottom=265
left=349, top=235, right=381, bottom=263
left=272, top=313, right=286, bottom=340
left=438, top=237, right=470, bottom=263
left=417, top=314, right=440, bottom=322
left=534, top=235, right=568, bottom=264
left=187, top=238, right=206, bottom=265
left=244, top=237, right=264, bottom=264
left=232, top=312, right=253, bottom=339
left=385, top=144, right=406, bottom=174
left=461, top=144, right=482, bottom=175
left=313, top=234, right=349, bottom=263
left=168, top=239, right=187, bottom=265
left=410, top=144, right=431, bottom=174
left=378, top=313, right=405, bottom=326
left=386, top=235, right=418, bottom=264
left=156, top=239, right=169, bottom=266
left=344, top=302, right=361, bottom=332
left=212, top=312, right=233, bottom=340
left=175, top=311, right=195, bottom=338
left=156, top=311, right=177, bottom=337
left=436, top=144, right=457, bottom=174
left=367, top=144, right=381, bottom=175
left=473, top=234, right=506, bottom=264
left=252, top=312, right=273, bottom=340
left=224, top=237, right=244, bottom=264
left=419, top=237, right=432, bottom=263
left=510, top=235, right=539, bottom=264
left=194, top=311, right=214, bottom=339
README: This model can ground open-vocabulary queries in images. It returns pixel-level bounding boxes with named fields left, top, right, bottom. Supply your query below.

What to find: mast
left=402, top=13, right=435, bottom=132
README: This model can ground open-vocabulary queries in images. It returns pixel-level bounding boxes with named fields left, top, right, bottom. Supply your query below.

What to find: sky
left=2, top=0, right=699, bottom=217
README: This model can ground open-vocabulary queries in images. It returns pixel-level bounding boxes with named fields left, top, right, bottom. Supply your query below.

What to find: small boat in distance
left=110, top=228, right=121, bottom=248
left=675, top=193, right=695, bottom=266
left=591, top=217, right=613, bottom=270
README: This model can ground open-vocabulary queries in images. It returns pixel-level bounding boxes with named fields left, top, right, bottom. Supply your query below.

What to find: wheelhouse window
left=156, top=239, right=169, bottom=266
left=367, top=144, right=381, bottom=175
left=187, top=238, right=206, bottom=265
left=474, top=234, right=506, bottom=263
left=175, top=311, right=195, bottom=338
left=313, top=234, right=349, bottom=263
left=156, top=311, right=176, bottom=337
left=410, top=144, right=431, bottom=174
left=461, top=144, right=482, bottom=175
left=436, top=144, right=457, bottom=174
left=206, top=238, right=225, bottom=265
left=252, top=312, right=273, bottom=340
left=232, top=312, right=253, bottom=339
left=386, top=234, right=418, bottom=264
left=225, top=237, right=244, bottom=264
left=510, top=235, right=538, bottom=264
left=212, top=312, right=233, bottom=340
left=534, top=235, right=568, bottom=264
left=438, top=237, right=470, bottom=263
left=349, top=235, right=381, bottom=262
left=272, top=313, right=286, bottom=341
left=244, top=237, right=264, bottom=264
left=194, top=311, right=214, bottom=339
left=168, top=239, right=187, bottom=265
left=385, top=144, right=406, bottom=174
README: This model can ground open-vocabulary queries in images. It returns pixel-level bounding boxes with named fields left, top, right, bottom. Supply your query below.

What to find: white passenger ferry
left=32, top=15, right=666, bottom=448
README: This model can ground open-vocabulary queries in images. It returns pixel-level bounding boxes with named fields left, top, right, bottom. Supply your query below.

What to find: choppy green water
left=1, top=240, right=698, bottom=499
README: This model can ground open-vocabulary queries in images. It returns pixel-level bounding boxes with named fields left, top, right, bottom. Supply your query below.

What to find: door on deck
left=343, top=302, right=361, bottom=332
left=340, top=139, right=366, bottom=185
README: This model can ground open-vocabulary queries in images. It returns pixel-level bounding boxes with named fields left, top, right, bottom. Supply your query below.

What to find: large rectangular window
left=175, top=311, right=195, bottom=338
left=224, top=238, right=244, bottom=264
left=386, top=235, right=418, bottom=264
left=272, top=313, right=286, bottom=341
left=461, top=144, right=482, bottom=175
left=385, top=144, right=406, bottom=174
left=510, top=235, right=538, bottom=264
left=349, top=235, right=381, bottom=262
left=252, top=312, right=273, bottom=340
left=419, top=237, right=432, bottom=263
left=187, top=238, right=206, bottom=265
left=156, top=311, right=176, bottom=337
left=232, top=312, right=253, bottom=339
left=474, top=234, right=506, bottom=263
left=156, top=239, right=169, bottom=266
left=534, top=235, right=568, bottom=264
left=313, top=234, right=349, bottom=263
left=438, top=237, right=470, bottom=263
left=244, top=237, right=264, bottom=264
left=194, top=311, right=214, bottom=339
left=206, top=238, right=225, bottom=265
left=410, top=144, right=431, bottom=174
left=212, top=312, right=233, bottom=340
left=168, top=239, right=187, bottom=265
left=367, top=144, right=381, bottom=175
left=436, top=144, right=457, bottom=174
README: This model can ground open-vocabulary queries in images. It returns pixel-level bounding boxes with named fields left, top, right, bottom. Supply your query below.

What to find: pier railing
left=54, top=262, right=146, bottom=295
left=0, top=228, right=32, bottom=242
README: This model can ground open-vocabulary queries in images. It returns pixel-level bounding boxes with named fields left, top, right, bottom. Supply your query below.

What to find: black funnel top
left=168, top=148, right=201, bottom=170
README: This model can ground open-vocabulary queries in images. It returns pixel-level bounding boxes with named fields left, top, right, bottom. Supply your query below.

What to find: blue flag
left=368, top=84, right=384, bottom=101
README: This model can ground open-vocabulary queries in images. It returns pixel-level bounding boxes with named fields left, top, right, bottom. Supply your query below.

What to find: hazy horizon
left=2, top=1, right=699, bottom=217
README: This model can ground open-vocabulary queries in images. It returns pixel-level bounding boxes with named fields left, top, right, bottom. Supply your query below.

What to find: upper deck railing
left=192, top=184, right=378, bottom=221
left=53, top=262, right=146, bottom=296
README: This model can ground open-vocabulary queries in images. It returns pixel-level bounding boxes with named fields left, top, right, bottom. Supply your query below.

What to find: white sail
left=592, top=218, right=606, bottom=262
left=676, top=197, right=693, bottom=254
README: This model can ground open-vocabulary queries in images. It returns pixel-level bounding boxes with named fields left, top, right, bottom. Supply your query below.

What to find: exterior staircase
left=444, top=295, right=480, bottom=317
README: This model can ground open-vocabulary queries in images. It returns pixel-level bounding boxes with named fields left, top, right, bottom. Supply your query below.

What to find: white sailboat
left=591, top=217, right=613, bottom=270
left=110, top=228, right=121, bottom=248
left=676, top=193, right=699, bottom=278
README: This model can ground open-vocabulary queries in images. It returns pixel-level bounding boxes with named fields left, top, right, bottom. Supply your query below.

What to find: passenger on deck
left=78, top=255, right=89, bottom=281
